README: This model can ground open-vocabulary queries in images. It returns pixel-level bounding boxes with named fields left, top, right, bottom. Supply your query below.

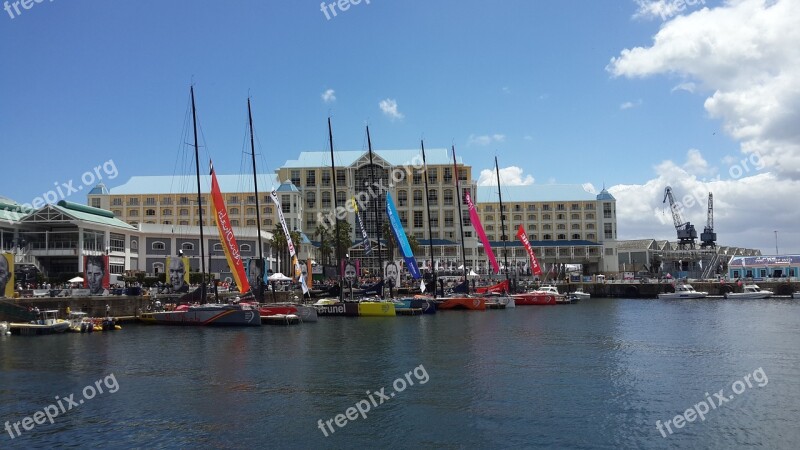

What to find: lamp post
left=774, top=230, right=779, bottom=255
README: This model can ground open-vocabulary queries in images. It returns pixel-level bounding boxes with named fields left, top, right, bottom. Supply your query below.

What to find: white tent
left=467, top=270, right=479, bottom=279
left=68, top=276, right=84, bottom=283
left=268, top=273, right=292, bottom=282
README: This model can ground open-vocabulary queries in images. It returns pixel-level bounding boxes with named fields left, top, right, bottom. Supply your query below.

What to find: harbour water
left=1, top=298, right=799, bottom=449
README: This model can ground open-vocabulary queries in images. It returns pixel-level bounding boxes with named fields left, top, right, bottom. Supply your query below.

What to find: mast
left=190, top=86, right=206, bottom=302
left=366, top=126, right=384, bottom=297
left=248, top=97, right=265, bottom=301
left=495, top=156, right=510, bottom=287
left=328, top=117, right=344, bottom=301
left=421, top=141, right=437, bottom=298
left=452, top=146, right=468, bottom=284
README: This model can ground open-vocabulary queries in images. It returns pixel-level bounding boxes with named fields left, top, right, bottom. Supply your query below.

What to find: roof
left=107, top=174, right=281, bottom=195
left=596, top=188, right=616, bottom=201
left=477, top=184, right=598, bottom=203
left=88, top=183, right=110, bottom=195
left=275, top=180, right=300, bottom=193
left=49, top=204, right=137, bottom=230
left=616, top=239, right=657, bottom=250
left=281, top=148, right=461, bottom=168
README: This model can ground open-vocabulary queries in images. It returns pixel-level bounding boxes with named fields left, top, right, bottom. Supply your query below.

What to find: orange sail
left=209, top=160, right=250, bottom=293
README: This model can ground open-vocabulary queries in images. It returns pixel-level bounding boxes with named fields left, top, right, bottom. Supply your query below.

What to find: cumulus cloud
left=632, top=0, right=706, bottom=21
left=477, top=166, right=534, bottom=186
left=321, top=89, right=336, bottom=103
left=379, top=98, right=404, bottom=120
left=467, top=134, right=506, bottom=147
left=620, top=99, right=642, bottom=110
left=608, top=0, right=800, bottom=178
left=671, top=82, right=696, bottom=93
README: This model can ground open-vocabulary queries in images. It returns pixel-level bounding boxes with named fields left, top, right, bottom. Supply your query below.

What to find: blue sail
left=386, top=192, right=421, bottom=279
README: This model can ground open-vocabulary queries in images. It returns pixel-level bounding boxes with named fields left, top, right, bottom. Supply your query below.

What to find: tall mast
left=495, top=156, right=510, bottom=286
left=367, top=126, right=384, bottom=297
left=421, top=141, right=437, bottom=298
left=248, top=97, right=265, bottom=301
left=328, top=117, right=343, bottom=301
left=452, top=146, right=468, bottom=283
left=190, top=86, right=206, bottom=301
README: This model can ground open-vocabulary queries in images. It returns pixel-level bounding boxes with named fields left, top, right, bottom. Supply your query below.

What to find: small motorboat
left=567, top=288, right=591, bottom=302
left=658, top=284, right=708, bottom=299
left=725, top=284, right=773, bottom=299
left=9, top=310, right=70, bottom=336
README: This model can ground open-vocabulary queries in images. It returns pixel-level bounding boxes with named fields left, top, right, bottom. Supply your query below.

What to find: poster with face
left=0, top=253, right=13, bottom=298
left=341, top=259, right=359, bottom=282
left=247, top=258, right=265, bottom=289
left=84, top=255, right=109, bottom=295
left=166, top=256, right=190, bottom=293
left=384, top=260, right=401, bottom=288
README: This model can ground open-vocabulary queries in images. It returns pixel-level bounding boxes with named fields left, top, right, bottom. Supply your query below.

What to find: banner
left=166, top=256, right=190, bottom=293
left=84, top=254, right=109, bottom=295
left=209, top=161, right=250, bottom=294
left=271, top=190, right=309, bottom=294
left=516, top=225, right=542, bottom=276
left=1, top=253, right=14, bottom=298
left=386, top=192, right=421, bottom=279
left=383, top=260, right=402, bottom=288
left=341, top=259, right=360, bottom=281
left=465, top=191, right=499, bottom=274
left=353, top=198, right=372, bottom=256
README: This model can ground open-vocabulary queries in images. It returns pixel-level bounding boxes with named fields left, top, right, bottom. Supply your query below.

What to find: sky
left=1, top=0, right=797, bottom=254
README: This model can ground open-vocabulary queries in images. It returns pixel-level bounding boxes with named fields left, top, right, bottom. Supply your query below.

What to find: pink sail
left=466, top=191, right=500, bottom=274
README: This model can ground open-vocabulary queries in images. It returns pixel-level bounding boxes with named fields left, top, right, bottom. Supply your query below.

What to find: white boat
left=658, top=284, right=708, bottom=299
left=725, top=284, right=773, bottom=299
left=9, top=310, right=70, bottom=335
left=567, top=288, right=591, bottom=302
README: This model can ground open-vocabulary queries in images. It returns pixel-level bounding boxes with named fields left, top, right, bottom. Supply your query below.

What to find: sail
left=465, top=191, right=500, bottom=274
left=517, top=225, right=543, bottom=276
left=386, top=192, right=421, bottom=279
left=270, top=190, right=309, bottom=294
left=353, top=198, right=372, bottom=256
left=209, top=161, right=251, bottom=293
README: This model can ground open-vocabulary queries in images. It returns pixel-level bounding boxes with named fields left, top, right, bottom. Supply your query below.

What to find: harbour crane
left=700, top=192, right=717, bottom=249
left=662, top=186, right=697, bottom=249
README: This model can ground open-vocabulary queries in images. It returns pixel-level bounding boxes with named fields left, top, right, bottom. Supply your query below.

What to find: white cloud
left=379, top=98, right=404, bottom=120
left=321, top=89, right=336, bottom=103
left=608, top=0, right=800, bottom=178
left=477, top=166, right=534, bottom=186
left=608, top=150, right=800, bottom=254
left=467, top=134, right=506, bottom=147
left=632, top=0, right=703, bottom=21
left=683, top=148, right=714, bottom=176
left=620, top=99, right=642, bottom=110
left=671, top=82, right=696, bottom=93
left=582, top=183, right=598, bottom=194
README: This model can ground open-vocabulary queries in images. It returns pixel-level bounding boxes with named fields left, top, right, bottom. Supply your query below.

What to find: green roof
left=51, top=204, right=137, bottom=230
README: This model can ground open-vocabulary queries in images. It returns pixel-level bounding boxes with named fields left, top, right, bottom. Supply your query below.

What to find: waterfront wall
left=563, top=281, right=799, bottom=298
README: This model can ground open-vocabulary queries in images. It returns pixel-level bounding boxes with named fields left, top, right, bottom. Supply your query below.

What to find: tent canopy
left=268, top=273, right=292, bottom=282
left=68, top=276, right=84, bottom=283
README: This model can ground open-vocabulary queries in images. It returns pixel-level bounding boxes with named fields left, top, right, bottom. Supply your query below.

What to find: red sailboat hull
left=512, top=293, right=558, bottom=305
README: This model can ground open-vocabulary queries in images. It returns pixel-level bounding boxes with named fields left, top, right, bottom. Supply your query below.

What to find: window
left=428, top=189, right=438, bottom=206
left=413, top=172, right=422, bottom=185
left=604, top=203, right=613, bottom=219
left=263, top=219, right=273, bottom=226
left=427, top=168, right=437, bottom=184
left=213, top=243, right=223, bottom=251
left=587, top=223, right=595, bottom=230
left=571, top=213, right=580, bottom=220
left=557, top=224, right=566, bottom=230
left=543, top=234, right=552, bottom=240
left=571, top=224, right=581, bottom=230
left=572, top=203, right=580, bottom=210
left=306, top=170, right=316, bottom=187
left=443, top=167, right=452, bottom=183
left=557, top=204, right=565, bottom=211
left=131, top=240, right=138, bottom=250
left=145, top=197, right=156, bottom=206
left=557, top=234, right=566, bottom=240
left=586, top=213, right=595, bottom=220
left=246, top=195, right=256, bottom=204
left=112, top=210, right=121, bottom=216
left=336, top=191, right=346, bottom=206
left=246, top=207, right=255, bottom=215
left=543, top=214, right=551, bottom=220
left=229, top=196, right=240, bottom=205
left=484, top=215, right=493, bottom=223
left=90, top=198, right=101, bottom=208
left=179, top=196, right=190, bottom=205
left=400, top=211, right=408, bottom=227
left=109, top=234, right=125, bottom=252
left=587, top=233, right=596, bottom=240
left=306, top=192, right=316, bottom=208
left=604, top=223, right=613, bottom=239
left=443, top=189, right=454, bottom=206
left=179, top=208, right=189, bottom=216
left=398, top=190, right=408, bottom=207
left=322, top=192, right=331, bottom=208
left=161, top=197, right=173, bottom=205
left=230, top=207, right=240, bottom=215
left=231, top=219, right=240, bottom=226
left=462, top=188, right=471, bottom=205
left=413, top=190, right=423, bottom=207
left=246, top=219, right=256, bottom=226
left=543, top=224, right=551, bottom=230
left=180, top=242, right=194, bottom=251
left=336, top=169, right=346, bottom=185
left=146, top=209, right=156, bottom=216
left=264, top=206, right=273, bottom=214
left=528, top=214, right=537, bottom=221
left=112, top=198, right=122, bottom=206
left=414, top=211, right=423, bottom=228
left=179, top=220, right=189, bottom=226
left=240, top=244, right=251, bottom=252
left=152, top=262, right=164, bottom=275
left=152, top=241, right=165, bottom=250
left=542, top=204, right=551, bottom=211
left=128, top=198, right=139, bottom=206
left=513, top=214, right=522, bottom=221
left=162, top=209, right=172, bottom=216
left=291, top=170, right=301, bottom=186
left=572, top=233, right=581, bottom=239
left=128, top=209, right=139, bottom=217
left=527, top=204, right=536, bottom=211
left=557, top=214, right=565, bottom=220
left=430, top=211, right=439, bottom=228
left=445, top=210, right=454, bottom=227
left=163, top=220, right=172, bottom=225
left=458, top=168, right=467, bottom=181
left=486, top=225, right=494, bottom=231
left=282, top=195, right=291, bottom=213
left=322, top=170, right=331, bottom=187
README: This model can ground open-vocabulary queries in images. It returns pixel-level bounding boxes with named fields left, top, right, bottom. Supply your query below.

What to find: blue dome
left=596, top=188, right=615, bottom=201
left=89, top=183, right=110, bottom=195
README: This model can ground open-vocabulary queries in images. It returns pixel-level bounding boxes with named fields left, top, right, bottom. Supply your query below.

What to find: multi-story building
left=276, top=149, right=479, bottom=274
left=474, top=185, right=618, bottom=274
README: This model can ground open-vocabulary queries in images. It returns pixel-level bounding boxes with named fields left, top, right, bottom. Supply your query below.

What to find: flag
left=353, top=198, right=372, bottom=256
left=386, top=192, right=421, bottom=279
left=209, top=161, right=250, bottom=293
left=420, top=279, right=426, bottom=293
left=466, top=191, right=500, bottom=274
left=271, top=190, right=308, bottom=294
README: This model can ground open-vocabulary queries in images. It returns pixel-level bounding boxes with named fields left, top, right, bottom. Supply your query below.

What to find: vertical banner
left=209, top=161, right=251, bottom=294
left=271, top=190, right=309, bottom=294
left=386, top=192, right=421, bottom=279
left=1, top=253, right=14, bottom=298
left=383, top=260, right=402, bottom=289
left=341, top=259, right=360, bottom=281
left=517, top=226, right=542, bottom=276
left=353, top=198, right=372, bottom=256
left=166, top=256, right=190, bottom=292
left=84, top=254, right=109, bottom=295
left=465, top=191, right=499, bottom=274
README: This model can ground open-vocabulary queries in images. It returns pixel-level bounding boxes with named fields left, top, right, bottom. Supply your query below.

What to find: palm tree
left=382, top=222, right=397, bottom=261
left=270, top=224, right=287, bottom=273
left=333, top=220, right=353, bottom=262
left=314, top=224, right=333, bottom=265
left=407, top=234, right=421, bottom=257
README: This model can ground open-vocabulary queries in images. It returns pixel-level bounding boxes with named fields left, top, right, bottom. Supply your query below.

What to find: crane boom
left=662, top=186, right=698, bottom=249
left=700, top=192, right=716, bottom=248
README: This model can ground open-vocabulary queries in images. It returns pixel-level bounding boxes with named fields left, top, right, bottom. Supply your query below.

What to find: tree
left=382, top=222, right=397, bottom=261
left=407, top=233, right=421, bottom=257
left=333, top=220, right=353, bottom=262
left=270, top=224, right=287, bottom=273
left=314, top=224, right=334, bottom=265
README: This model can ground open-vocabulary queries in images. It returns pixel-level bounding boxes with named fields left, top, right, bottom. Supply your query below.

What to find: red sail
left=517, top=226, right=542, bottom=276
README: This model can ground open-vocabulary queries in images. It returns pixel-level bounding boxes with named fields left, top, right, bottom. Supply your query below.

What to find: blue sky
left=2, top=0, right=797, bottom=253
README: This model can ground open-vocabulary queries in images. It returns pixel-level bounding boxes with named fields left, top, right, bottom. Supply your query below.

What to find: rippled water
left=2, top=298, right=799, bottom=449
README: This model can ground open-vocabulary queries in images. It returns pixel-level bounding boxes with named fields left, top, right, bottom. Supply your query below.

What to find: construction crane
left=700, top=192, right=717, bottom=249
left=662, top=186, right=698, bottom=249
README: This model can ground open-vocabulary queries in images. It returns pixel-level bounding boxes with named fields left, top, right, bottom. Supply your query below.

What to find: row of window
left=484, top=213, right=598, bottom=222
left=289, top=167, right=468, bottom=188
left=150, top=241, right=253, bottom=252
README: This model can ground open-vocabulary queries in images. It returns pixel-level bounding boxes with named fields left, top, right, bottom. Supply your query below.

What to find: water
left=2, top=298, right=799, bottom=449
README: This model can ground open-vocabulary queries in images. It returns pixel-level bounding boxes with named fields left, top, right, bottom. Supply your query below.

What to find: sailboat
left=435, top=146, right=486, bottom=311
left=484, top=156, right=514, bottom=309
left=139, top=87, right=260, bottom=326
left=243, top=98, right=317, bottom=323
